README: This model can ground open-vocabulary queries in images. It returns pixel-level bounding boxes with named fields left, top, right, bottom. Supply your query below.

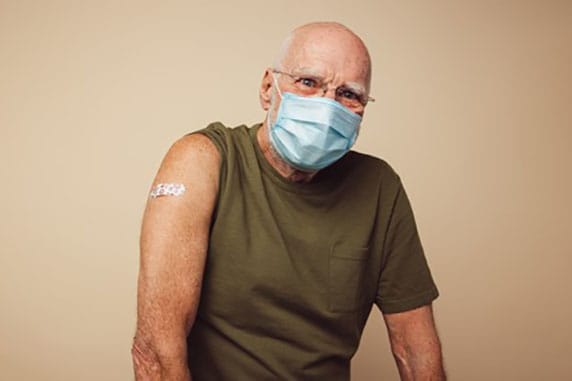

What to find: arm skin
left=132, top=134, right=220, bottom=381
left=383, top=304, right=446, bottom=381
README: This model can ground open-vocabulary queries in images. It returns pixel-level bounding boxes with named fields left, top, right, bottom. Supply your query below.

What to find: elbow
left=132, top=338, right=163, bottom=380
left=131, top=334, right=190, bottom=380
left=391, top=340, right=446, bottom=380
left=391, top=344, right=408, bottom=364
left=391, top=342, right=414, bottom=377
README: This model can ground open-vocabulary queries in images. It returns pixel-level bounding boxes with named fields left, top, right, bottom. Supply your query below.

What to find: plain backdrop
left=1, top=1, right=571, bottom=380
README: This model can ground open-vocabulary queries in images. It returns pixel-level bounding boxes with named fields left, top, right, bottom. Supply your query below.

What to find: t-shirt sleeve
left=186, top=122, right=229, bottom=157
left=375, top=180, right=439, bottom=314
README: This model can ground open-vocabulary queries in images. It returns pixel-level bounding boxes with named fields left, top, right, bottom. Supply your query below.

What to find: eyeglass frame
left=271, top=68, right=375, bottom=109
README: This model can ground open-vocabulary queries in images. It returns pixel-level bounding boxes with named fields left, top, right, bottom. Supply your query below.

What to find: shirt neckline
left=248, top=123, right=338, bottom=195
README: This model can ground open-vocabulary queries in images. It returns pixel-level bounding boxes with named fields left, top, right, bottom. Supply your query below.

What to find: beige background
left=1, top=0, right=571, bottom=380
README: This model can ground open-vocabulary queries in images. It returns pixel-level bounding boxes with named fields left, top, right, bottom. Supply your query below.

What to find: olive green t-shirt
left=187, top=122, right=439, bottom=380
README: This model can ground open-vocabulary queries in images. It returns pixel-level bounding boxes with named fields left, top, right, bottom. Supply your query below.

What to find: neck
left=256, top=122, right=318, bottom=183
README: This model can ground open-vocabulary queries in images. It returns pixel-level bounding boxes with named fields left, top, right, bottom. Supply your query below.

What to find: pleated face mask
left=268, top=79, right=362, bottom=171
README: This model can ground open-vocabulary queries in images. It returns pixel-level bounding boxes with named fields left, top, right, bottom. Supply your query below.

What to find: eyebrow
left=343, top=82, right=367, bottom=95
left=290, top=66, right=367, bottom=95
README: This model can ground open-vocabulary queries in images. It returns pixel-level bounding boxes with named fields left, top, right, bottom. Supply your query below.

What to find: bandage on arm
left=133, top=133, right=220, bottom=381
left=149, top=183, right=187, bottom=198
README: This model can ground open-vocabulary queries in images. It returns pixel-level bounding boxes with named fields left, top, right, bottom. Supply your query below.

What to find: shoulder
left=167, top=131, right=220, bottom=169
left=186, top=121, right=252, bottom=156
left=154, top=128, right=221, bottom=189
left=168, top=120, right=252, bottom=164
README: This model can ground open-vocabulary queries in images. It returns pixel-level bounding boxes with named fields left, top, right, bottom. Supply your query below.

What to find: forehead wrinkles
left=281, top=33, right=370, bottom=87
left=286, top=55, right=369, bottom=93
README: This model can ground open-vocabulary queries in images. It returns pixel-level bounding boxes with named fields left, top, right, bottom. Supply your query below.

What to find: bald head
left=259, top=22, right=373, bottom=118
left=273, top=22, right=372, bottom=89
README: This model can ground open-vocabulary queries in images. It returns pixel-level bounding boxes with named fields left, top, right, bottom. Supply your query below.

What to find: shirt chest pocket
left=328, top=243, right=370, bottom=313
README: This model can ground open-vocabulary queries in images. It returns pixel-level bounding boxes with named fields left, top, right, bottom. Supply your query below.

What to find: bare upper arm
left=135, top=132, right=220, bottom=356
left=383, top=304, right=441, bottom=352
left=383, top=304, right=446, bottom=379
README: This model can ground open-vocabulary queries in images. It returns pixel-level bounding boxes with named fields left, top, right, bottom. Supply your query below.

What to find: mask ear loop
left=271, top=71, right=283, bottom=99
left=267, top=71, right=284, bottom=127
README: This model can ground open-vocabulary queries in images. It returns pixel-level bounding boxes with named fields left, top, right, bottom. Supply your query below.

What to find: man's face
left=262, top=25, right=372, bottom=124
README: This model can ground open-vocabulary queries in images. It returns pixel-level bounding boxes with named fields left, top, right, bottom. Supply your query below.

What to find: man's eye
left=297, top=78, right=318, bottom=88
left=338, top=88, right=361, bottom=101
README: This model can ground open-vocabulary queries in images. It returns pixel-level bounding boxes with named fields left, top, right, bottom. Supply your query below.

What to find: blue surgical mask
left=268, top=85, right=362, bottom=171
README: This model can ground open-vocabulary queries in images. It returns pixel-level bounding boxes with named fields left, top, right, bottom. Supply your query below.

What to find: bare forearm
left=132, top=337, right=192, bottom=381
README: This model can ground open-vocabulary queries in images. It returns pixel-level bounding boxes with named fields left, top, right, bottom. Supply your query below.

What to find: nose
left=321, top=85, right=337, bottom=100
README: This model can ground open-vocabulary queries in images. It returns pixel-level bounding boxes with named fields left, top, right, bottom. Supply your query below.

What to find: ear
left=259, top=68, right=273, bottom=111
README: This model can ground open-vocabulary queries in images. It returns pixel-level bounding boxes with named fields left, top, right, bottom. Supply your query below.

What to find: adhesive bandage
left=149, top=183, right=186, bottom=198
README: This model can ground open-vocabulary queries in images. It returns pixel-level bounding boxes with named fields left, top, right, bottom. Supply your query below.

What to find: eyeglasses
left=272, top=69, right=375, bottom=110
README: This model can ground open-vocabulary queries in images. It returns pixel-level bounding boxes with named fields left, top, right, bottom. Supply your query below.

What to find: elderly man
left=132, top=22, right=445, bottom=381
